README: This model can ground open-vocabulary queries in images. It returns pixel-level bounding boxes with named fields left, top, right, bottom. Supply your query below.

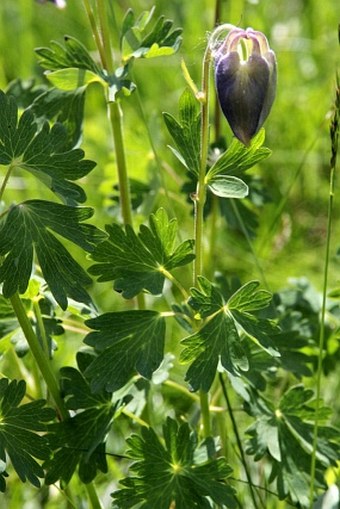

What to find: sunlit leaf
left=112, top=417, right=237, bottom=509
left=206, top=129, right=271, bottom=180
left=0, top=200, right=106, bottom=309
left=35, top=35, right=103, bottom=76
left=89, top=208, right=194, bottom=299
left=0, top=90, right=96, bottom=203
left=44, top=365, right=118, bottom=484
left=84, top=310, right=166, bottom=392
left=120, top=7, right=182, bottom=62
left=163, top=89, right=201, bottom=177
left=245, top=385, right=340, bottom=507
left=180, top=277, right=279, bottom=392
left=0, top=379, right=55, bottom=491
left=207, top=175, right=249, bottom=198
left=44, top=68, right=104, bottom=91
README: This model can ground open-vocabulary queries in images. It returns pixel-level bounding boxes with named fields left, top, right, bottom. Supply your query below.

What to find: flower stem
left=194, top=42, right=212, bottom=439
left=193, top=44, right=211, bottom=285
left=309, top=74, right=339, bottom=508
left=9, top=292, right=69, bottom=420
left=219, top=373, right=260, bottom=509
left=108, top=100, right=133, bottom=226
left=85, top=482, right=104, bottom=509
left=0, top=161, right=16, bottom=203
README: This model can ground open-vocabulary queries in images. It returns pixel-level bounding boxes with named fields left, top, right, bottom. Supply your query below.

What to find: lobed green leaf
left=181, top=277, right=279, bottom=392
left=89, top=208, right=194, bottom=299
left=44, top=366, right=116, bottom=485
left=0, top=89, right=96, bottom=204
left=245, top=385, right=340, bottom=507
left=112, top=417, right=236, bottom=508
left=120, top=7, right=182, bottom=62
left=163, top=89, right=201, bottom=177
left=84, top=310, right=166, bottom=392
left=0, top=200, right=106, bottom=309
left=0, top=379, right=55, bottom=491
left=206, top=129, right=271, bottom=180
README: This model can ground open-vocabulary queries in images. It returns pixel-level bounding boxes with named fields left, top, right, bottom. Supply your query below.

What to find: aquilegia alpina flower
left=214, top=26, right=277, bottom=145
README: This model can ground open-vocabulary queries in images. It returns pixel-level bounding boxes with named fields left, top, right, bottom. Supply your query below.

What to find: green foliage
left=36, top=35, right=102, bottom=75
left=0, top=379, right=55, bottom=491
left=0, top=89, right=95, bottom=203
left=89, top=208, right=195, bottom=298
left=245, top=385, right=340, bottom=507
left=0, top=1, right=338, bottom=508
left=112, top=417, right=236, bottom=509
left=206, top=129, right=272, bottom=180
left=120, top=6, right=183, bottom=62
left=163, top=89, right=201, bottom=176
left=0, top=200, right=106, bottom=309
left=6, top=79, right=86, bottom=150
left=44, top=361, right=118, bottom=484
left=207, top=175, right=249, bottom=198
left=180, top=277, right=280, bottom=391
left=84, top=310, right=166, bottom=392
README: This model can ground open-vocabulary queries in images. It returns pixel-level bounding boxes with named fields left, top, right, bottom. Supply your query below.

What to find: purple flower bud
left=214, top=27, right=277, bottom=145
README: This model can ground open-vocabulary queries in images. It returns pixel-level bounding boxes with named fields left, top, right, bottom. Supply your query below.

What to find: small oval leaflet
left=208, top=175, right=249, bottom=198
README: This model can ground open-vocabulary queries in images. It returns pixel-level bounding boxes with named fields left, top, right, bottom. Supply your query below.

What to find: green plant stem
left=82, top=0, right=107, bottom=69
left=0, top=161, right=16, bottom=203
left=309, top=76, right=339, bottom=507
left=9, top=292, right=69, bottom=420
left=33, top=299, right=50, bottom=358
left=97, top=0, right=114, bottom=73
left=194, top=43, right=212, bottom=439
left=194, top=45, right=211, bottom=285
left=108, top=100, right=133, bottom=226
left=86, top=2, right=145, bottom=311
left=85, top=482, right=104, bottom=509
left=160, top=267, right=189, bottom=300
left=219, top=373, right=260, bottom=509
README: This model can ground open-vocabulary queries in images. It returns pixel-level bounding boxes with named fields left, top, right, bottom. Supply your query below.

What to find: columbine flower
left=214, top=26, right=277, bottom=145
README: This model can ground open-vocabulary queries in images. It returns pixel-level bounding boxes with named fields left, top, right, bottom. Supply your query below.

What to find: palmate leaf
left=0, top=90, right=95, bottom=204
left=89, top=208, right=195, bottom=299
left=206, top=129, right=271, bottom=181
left=180, top=277, right=280, bottom=392
left=36, top=35, right=134, bottom=101
left=84, top=310, right=166, bottom=392
left=35, top=35, right=103, bottom=75
left=0, top=378, right=55, bottom=491
left=245, top=385, right=340, bottom=507
left=0, top=200, right=106, bottom=310
left=6, top=79, right=86, bottom=150
left=120, top=7, right=182, bottom=62
left=44, top=363, right=118, bottom=485
left=112, top=417, right=236, bottom=509
left=163, top=89, right=201, bottom=177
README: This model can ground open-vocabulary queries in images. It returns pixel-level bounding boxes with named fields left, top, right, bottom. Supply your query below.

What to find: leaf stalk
left=9, top=292, right=69, bottom=420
